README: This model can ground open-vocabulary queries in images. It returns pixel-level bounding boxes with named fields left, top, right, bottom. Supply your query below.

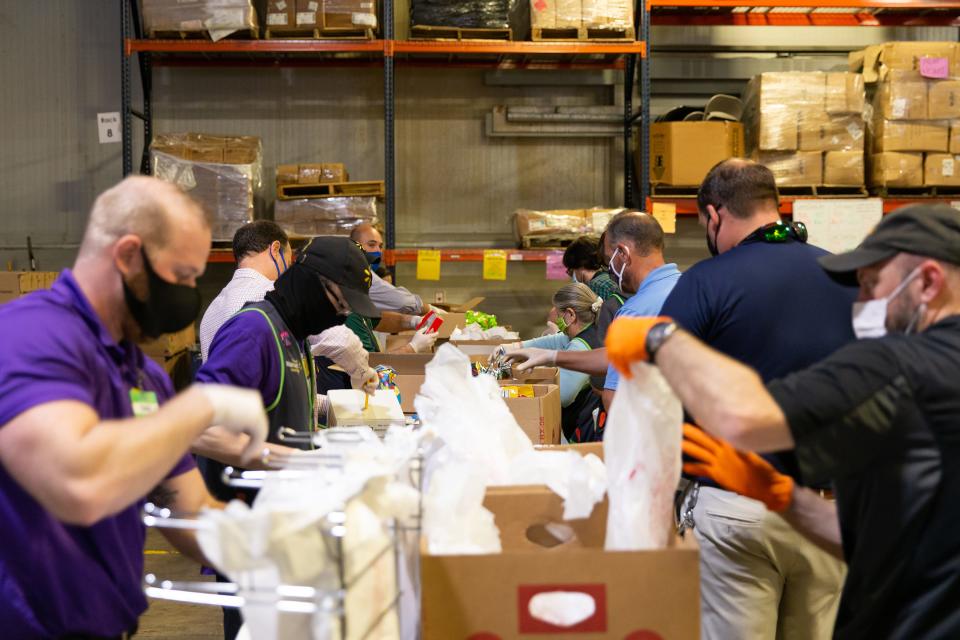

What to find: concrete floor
left=139, top=529, right=223, bottom=639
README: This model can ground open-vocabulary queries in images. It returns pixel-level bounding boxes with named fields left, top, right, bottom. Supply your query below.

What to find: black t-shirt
left=661, top=238, right=858, bottom=483
left=768, top=315, right=960, bottom=639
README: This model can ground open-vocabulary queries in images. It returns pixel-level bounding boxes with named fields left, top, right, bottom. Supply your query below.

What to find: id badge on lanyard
left=130, top=387, right=160, bottom=417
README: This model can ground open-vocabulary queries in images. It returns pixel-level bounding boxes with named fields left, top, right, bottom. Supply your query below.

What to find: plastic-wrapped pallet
left=150, top=133, right=261, bottom=241
left=581, top=0, right=632, bottom=30
left=869, top=152, right=923, bottom=187
left=142, top=0, right=257, bottom=40
left=274, top=197, right=378, bottom=236
left=513, top=209, right=591, bottom=238
left=410, top=0, right=525, bottom=31
left=323, top=0, right=378, bottom=30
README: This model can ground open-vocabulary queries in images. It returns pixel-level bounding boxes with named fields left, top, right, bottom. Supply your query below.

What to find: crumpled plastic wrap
left=411, top=0, right=523, bottom=30
left=274, top=197, right=378, bottom=237
left=603, top=361, right=682, bottom=550
left=150, top=133, right=261, bottom=241
left=514, top=207, right=622, bottom=243
left=449, top=325, right=520, bottom=341
left=142, top=0, right=258, bottom=41
left=416, top=345, right=606, bottom=554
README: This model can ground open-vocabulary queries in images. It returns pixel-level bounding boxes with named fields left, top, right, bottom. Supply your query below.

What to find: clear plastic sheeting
left=411, top=0, right=525, bottom=30
left=514, top=207, right=623, bottom=240
left=150, top=133, right=262, bottom=242
left=324, top=0, right=379, bottom=29
left=532, top=0, right=634, bottom=31
left=142, top=0, right=258, bottom=40
left=274, top=197, right=378, bottom=237
left=603, top=361, right=682, bottom=551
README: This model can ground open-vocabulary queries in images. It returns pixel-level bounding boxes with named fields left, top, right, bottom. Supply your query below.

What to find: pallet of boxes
left=409, top=0, right=526, bottom=41
left=141, top=0, right=258, bottom=40
left=0, top=271, right=58, bottom=305
left=150, top=133, right=262, bottom=242
left=274, top=163, right=381, bottom=237
left=141, top=326, right=197, bottom=392
left=514, top=207, right=623, bottom=248
left=265, top=0, right=378, bottom=39
left=744, top=71, right=867, bottom=193
left=850, top=42, right=960, bottom=193
left=530, top=0, right=635, bottom=41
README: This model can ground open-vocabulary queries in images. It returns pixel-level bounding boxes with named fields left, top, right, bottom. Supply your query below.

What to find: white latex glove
left=351, top=366, right=379, bottom=396
left=309, top=326, right=372, bottom=383
left=502, top=347, right=557, bottom=371
left=196, top=384, right=268, bottom=464
left=488, top=342, right=521, bottom=364
left=405, top=314, right=421, bottom=329
left=409, top=327, right=438, bottom=353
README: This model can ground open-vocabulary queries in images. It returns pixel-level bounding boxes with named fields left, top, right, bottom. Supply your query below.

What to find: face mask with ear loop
left=609, top=247, right=627, bottom=290
left=706, top=206, right=722, bottom=257
left=852, top=267, right=924, bottom=339
left=269, top=244, right=288, bottom=280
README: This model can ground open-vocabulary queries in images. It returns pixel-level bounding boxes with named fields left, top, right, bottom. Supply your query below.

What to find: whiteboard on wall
left=792, top=198, right=883, bottom=256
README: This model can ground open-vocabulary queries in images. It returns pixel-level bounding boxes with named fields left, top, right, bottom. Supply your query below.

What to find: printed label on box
left=847, top=122, right=864, bottom=141
left=277, top=1, right=287, bottom=9
left=308, top=0, right=319, bottom=10
left=944, top=158, right=955, bottom=177
left=921, top=57, right=950, bottom=79
left=353, top=12, right=376, bottom=26
left=267, top=13, right=288, bottom=25
left=892, top=98, right=907, bottom=119
left=296, top=11, right=316, bottom=25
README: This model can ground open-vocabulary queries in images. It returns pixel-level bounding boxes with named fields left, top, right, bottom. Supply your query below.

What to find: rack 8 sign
left=97, top=112, right=121, bottom=144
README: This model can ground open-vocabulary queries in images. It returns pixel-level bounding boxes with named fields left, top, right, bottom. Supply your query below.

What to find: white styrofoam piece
left=327, top=389, right=404, bottom=427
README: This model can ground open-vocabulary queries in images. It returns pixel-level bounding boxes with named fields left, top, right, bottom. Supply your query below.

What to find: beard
left=885, top=290, right=921, bottom=334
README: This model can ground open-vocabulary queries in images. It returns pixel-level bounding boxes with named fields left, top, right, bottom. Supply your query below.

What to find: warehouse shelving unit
left=644, top=0, right=960, bottom=216
left=120, top=0, right=647, bottom=265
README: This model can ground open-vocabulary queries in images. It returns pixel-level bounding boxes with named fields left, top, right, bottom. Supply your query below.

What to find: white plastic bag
left=603, top=362, right=683, bottom=550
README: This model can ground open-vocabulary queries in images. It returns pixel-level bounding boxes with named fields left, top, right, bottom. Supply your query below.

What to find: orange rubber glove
left=682, top=423, right=795, bottom=512
left=604, top=316, right=672, bottom=377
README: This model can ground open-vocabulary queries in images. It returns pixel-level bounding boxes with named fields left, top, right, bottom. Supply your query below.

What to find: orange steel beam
left=393, top=40, right=646, bottom=57
left=126, top=38, right=388, bottom=55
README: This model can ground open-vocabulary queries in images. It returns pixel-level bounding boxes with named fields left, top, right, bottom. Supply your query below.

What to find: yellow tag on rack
left=416, top=249, right=441, bottom=280
left=482, top=250, right=507, bottom=281
left=652, top=202, right=678, bottom=234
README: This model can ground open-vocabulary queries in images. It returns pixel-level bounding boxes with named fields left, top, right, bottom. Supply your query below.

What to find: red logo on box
left=517, top=584, right=607, bottom=634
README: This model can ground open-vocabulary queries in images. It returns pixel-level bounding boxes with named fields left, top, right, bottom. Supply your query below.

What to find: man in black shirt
left=606, top=203, right=960, bottom=639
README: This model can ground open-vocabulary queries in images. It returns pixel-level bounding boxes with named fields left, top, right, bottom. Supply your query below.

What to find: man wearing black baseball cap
left=602, top=203, right=960, bottom=639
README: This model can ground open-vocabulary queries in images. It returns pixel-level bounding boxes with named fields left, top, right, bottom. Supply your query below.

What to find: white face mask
left=852, top=267, right=922, bottom=339
left=609, top=247, right=627, bottom=291
left=571, top=272, right=579, bottom=284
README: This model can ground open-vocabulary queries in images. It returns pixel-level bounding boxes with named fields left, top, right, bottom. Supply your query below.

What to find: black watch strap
left=645, top=321, right=678, bottom=363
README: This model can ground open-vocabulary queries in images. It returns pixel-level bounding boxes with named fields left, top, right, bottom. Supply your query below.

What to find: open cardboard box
left=431, top=296, right=485, bottom=313
left=499, top=382, right=561, bottom=445
left=421, top=487, right=700, bottom=639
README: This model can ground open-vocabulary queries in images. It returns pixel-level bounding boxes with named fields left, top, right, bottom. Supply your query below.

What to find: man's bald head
left=79, top=176, right=210, bottom=258
left=350, top=223, right=383, bottom=253
left=604, top=211, right=664, bottom=257
left=697, top=158, right=780, bottom=220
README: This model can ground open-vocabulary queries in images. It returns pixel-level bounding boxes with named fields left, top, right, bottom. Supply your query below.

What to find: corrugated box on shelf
left=323, top=0, right=377, bottom=30
left=824, top=151, right=865, bottom=186
left=151, top=133, right=261, bottom=242
left=140, top=324, right=198, bottom=359
left=924, top=153, right=960, bottom=186
left=141, top=0, right=258, bottom=38
left=927, top=80, right=960, bottom=120
left=266, top=0, right=296, bottom=27
left=294, top=162, right=348, bottom=185
left=294, top=0, right=320, bottom=26
left=851, top=41, right=960, bottom=83
left=825, top=72, right=865, bottom=115
left=869, top=152, right=924, bottom=187
left=873, top=70, right=927, bottom=121
left=798, top=112, right=865, bottom=152
left=0, top=271, right=58, bottom=305
left=752, top=151, right=823, bottom=186
left=648, top=121, right=744, bottom=186
left=498, top=382, right=561, bottom=445
left=581, top=0, right=633, bottom=30
left=421, top=487, right=700, bottom=639
left=871, top=118, right=949, bottom=153
left=743, top=72, right=826, bottom=153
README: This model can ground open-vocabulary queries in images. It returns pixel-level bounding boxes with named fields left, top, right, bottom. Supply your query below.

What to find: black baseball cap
left=298, top=236, right=381, bottom=318
left=818, top=203, right=960, bottom=282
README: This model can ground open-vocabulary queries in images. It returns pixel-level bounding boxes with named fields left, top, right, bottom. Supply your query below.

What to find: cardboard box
left=555, top=0, right=581, bottom=28
left=323, top=0, right=377, bottom=30
left=928, top=80, right=960, bottom=120
left=421, top=488, right=700, bottom=639
left=0, top=271, right=58, bottom=304
left=295, top=0, right=320, bottom=26
left=499, top=382, right=561, bottom=445
left=825, top=72, right=865, bottom=115
left=924, top=153, right=960, bottom=186
left=752, top=151, right=823, bottom=186
left=530, top=0, right=556, bottom=28
left=798, top=112, right=865, bottom=152
left=874, top=71, right=928, bottom=120
left=872, top=119, right=949, bottom=153
left=853, top=41, right=960, bottom=83
left=431, top=296, right=485, bottom=313
left=745, top=109, right=798, bottom=152
left=447, top=338, right=519, bottom=357
left=823, top=151, right=865, bottom=186
left=745, top=72, right=826, bottom=114
left=140, top=324, right=197, bottom=358
left=869, top=152, right=923, bottom=187
left=276, top=163, right=299, bottom=185
left=649, top=121, right=744, bottom=186
left=514, top=209, right=588, bottom=237
left=951, top=122, right=960, bottom=154
left=266, top=0, right=296, bottom=27
left=327, top=388, right=404, bottom=428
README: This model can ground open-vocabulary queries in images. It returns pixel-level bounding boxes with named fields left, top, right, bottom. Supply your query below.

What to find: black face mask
left=265, top=263, right=344, bottom=342
left=706, top=214, right=722, bottom=257
left=123, top=247, right=201, bottom=340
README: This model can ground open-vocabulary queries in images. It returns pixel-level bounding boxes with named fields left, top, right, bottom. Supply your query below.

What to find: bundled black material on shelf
left=411, top=0, right=526, bottom=31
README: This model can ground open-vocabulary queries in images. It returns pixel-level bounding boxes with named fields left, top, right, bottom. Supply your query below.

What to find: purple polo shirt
left=195, top=310, right=281, bottom=406
left=0, top=269, right=195, bottom=638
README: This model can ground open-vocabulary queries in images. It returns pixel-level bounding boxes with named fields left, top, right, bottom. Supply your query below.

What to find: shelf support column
left=384, top=1, right=396, bottom=259
left=121, top=0, right=132, bottom=177
left=639, top=0, right=650, bottom=207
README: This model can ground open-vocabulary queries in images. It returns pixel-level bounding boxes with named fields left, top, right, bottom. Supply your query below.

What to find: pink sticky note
left=545, top=252, right=568, bottom=281
left=920, top=57, right=949, bottom=79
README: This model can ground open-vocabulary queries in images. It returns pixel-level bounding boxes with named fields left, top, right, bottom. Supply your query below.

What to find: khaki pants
left=692, top=487, right=845, bottom=640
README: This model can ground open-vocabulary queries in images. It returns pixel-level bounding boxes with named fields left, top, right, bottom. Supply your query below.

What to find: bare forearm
left=656, top=331, right=793, bottom=452
left=375, top=311, right=415, bottom=334
left=555, top=347, right=610, bottom=377
left=780, top=487, right=845, bottom=561
left=191, top=426, right=296, bottom=470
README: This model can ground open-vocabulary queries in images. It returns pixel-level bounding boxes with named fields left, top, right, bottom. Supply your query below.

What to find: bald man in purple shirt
left=0, top=177, right=268, bottom=639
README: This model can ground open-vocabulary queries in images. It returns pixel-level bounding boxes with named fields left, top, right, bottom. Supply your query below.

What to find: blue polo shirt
left=604, top=263, right=682, bottom=392
left=0, top=270, right=195, bottom=638
left=660, top=239, right=858, bottom=482
left=195, top=311, right=283, bottom=406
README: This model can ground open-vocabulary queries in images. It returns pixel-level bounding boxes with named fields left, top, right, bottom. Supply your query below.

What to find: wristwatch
left=645, top=320, right=678, bottom=363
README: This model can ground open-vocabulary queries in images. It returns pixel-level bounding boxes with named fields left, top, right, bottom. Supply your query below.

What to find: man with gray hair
left=0, top=176, right=268, bottom=638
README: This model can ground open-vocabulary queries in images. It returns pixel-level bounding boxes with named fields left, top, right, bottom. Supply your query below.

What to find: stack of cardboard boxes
left=150, top=133, right=262, bottom=241
left=530, top=0, right=634, bottom=35
left=265, top=0, right=377, bottom=33
left=273, top=162, right=378, bottom=236
left=141, top=325, right=197, bottom=391
left=0, top=272, right=58, bottom=305
left=142, top=0, right=258, bottom=37
left=744, top=71, right=866, bottom=188
left=851, top=42, right=960, bottom=188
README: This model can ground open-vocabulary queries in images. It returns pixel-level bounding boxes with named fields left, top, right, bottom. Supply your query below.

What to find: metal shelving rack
left=120, top=0, right=647, bottom=265
left=645, top=0, right=960, bottom=215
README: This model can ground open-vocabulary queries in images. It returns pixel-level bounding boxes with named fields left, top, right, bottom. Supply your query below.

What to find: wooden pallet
left=147, top=28, right=258, bottom=40
left=779, top=185, right=869, bottom=197
left=410, top=25, right=512, bottom=41
left=870, top=185, right=960, bottom=197
left=521, top=234, right=583, bottom=249
left=650, top=185, right=698, bottom=198
left=277, top=180, right=385, bottom=200
left=531, top=25, right=635, bottom=42
left=265, top=26, right=375, bottom=40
